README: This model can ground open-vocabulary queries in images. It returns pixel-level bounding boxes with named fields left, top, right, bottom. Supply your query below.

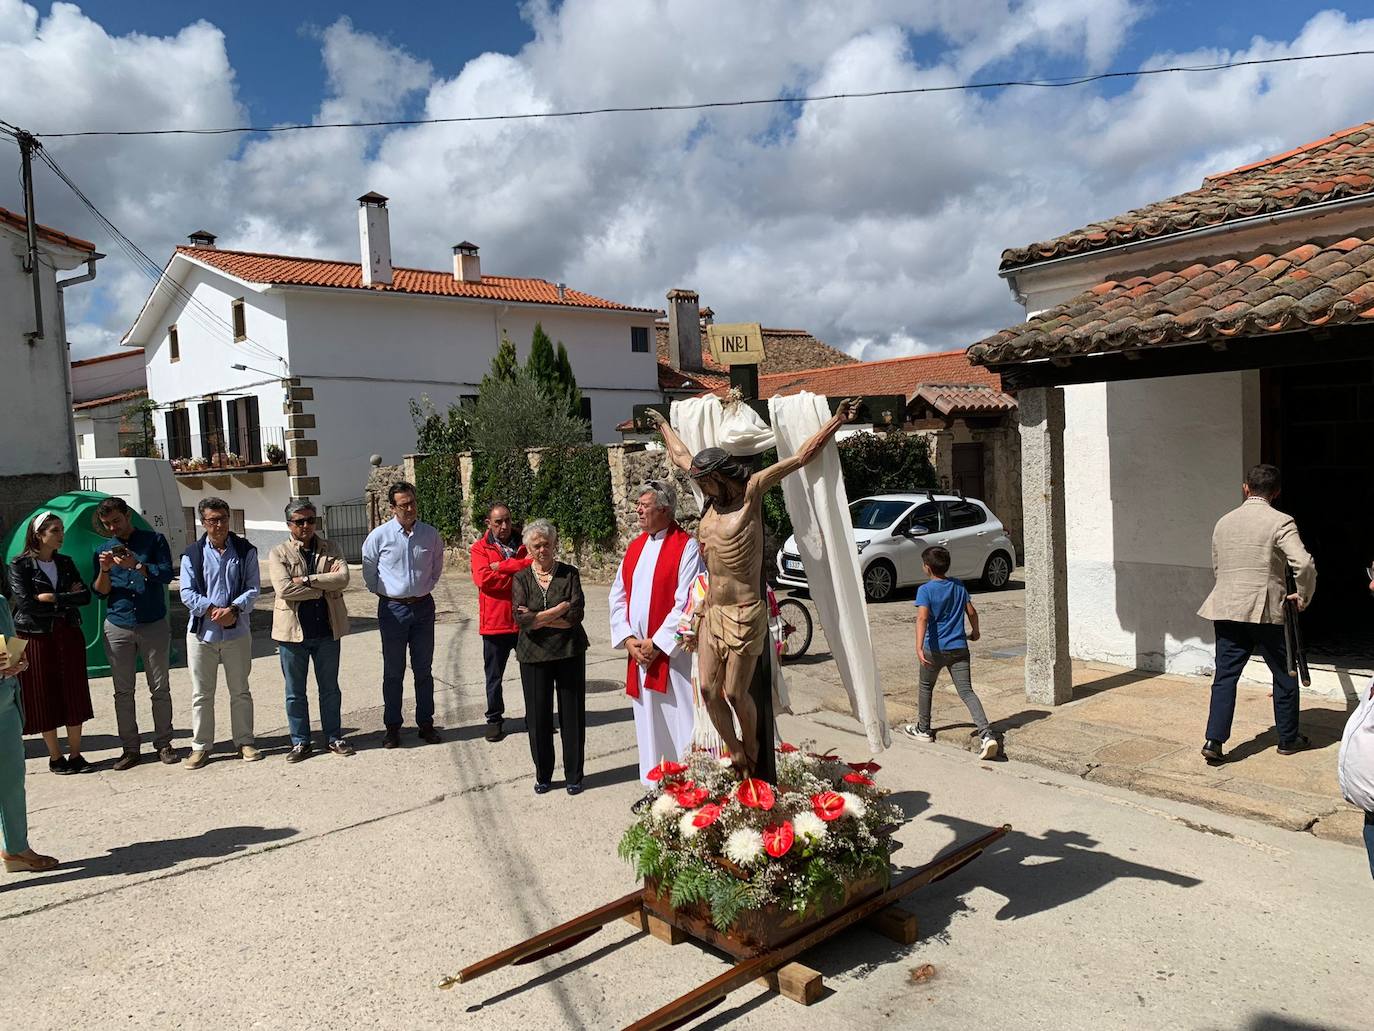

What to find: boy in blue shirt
left=903, top=545, right=999, bottom=759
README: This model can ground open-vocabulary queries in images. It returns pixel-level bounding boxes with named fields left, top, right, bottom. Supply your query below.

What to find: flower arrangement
left=172, top=456, right=209, bottom=473
left=618, top=743, right=902, bottom=932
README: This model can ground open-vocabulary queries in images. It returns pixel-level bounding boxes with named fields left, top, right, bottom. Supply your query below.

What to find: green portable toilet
left=3, top=490, right=169, bottom=679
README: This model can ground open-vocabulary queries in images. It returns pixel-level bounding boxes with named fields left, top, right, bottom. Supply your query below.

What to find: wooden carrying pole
left=440, top=889, right=644, bottom=988
left=623, top=824, right=1011, bottom=1031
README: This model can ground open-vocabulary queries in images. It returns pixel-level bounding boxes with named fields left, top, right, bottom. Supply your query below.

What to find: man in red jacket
left=470, top=503, right=531, bottom=741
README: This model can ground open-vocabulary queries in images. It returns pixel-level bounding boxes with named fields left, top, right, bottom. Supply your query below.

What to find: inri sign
left=707, top=322, right=766, bottom=366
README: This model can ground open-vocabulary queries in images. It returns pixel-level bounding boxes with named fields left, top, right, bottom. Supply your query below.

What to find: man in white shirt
left=609, top=481, right=704, bottom=806
left=362, top=481, right=445, bottom=749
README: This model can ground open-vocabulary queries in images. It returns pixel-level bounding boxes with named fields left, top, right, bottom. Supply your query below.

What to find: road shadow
left=1072, top=668, right=1166, bottom=703
left=1223, top=705, right=1351, bottom=763
left=461, top=931, right=647, bottom=1013
left=799, top=817, right=1201, bottom=985
left=579, top=762, right=641, bottom=791
left=0, top=824, right=297, bottom=894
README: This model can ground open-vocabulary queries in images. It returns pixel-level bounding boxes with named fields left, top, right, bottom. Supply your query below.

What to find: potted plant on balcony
left=265, top=443, right=286, bottom=465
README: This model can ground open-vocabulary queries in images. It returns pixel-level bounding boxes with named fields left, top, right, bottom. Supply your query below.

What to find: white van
left=78, top=457, right=190, bottom=556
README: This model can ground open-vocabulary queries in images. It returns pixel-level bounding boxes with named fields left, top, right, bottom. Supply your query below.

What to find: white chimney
left=187, top=230, right=217, bottom=249
left=358, top=192, right=392, bottom=286
left=453, top=241, right=481, bottom=283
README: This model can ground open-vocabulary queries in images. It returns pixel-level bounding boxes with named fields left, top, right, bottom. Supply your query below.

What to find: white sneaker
left=979, top=736, right=1000, bottom=760
left=902, top=724, right=935, bottom=743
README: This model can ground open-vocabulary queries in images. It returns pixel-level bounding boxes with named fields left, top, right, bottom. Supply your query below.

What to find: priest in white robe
left=609, top=479, right=704, bottom=796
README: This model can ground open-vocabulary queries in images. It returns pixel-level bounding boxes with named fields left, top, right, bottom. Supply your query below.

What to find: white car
left=775, top=493, right=1016, bottom=602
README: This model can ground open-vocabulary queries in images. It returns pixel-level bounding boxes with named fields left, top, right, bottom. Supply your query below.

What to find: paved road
left=1, top=574, right=1365, bottom=1030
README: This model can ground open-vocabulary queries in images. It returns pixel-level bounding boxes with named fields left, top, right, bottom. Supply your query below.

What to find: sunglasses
left=290, top=517, right=317, bottom=527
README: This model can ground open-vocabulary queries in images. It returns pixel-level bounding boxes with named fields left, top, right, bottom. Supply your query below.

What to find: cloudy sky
left=3, top=0, right=1373, bottom=361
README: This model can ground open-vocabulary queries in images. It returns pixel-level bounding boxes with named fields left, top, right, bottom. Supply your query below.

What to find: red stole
left=623, top=524, right=691, bottom=698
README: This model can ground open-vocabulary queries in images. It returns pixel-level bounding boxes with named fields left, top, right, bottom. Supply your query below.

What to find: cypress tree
left=526, top=323, right=559, bottom=396
left=554, top=341, right=583, bottom=421
left=487, top=330, right=519, bottom=385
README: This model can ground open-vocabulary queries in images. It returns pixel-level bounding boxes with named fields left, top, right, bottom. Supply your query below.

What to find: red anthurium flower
left=646, top=760, right=689, bottom=782
left=736, top=779, right=776, bottom=810
left=843, top=772, right=875, bottom=786
left=847, top=761, right=882, bottom=774
left=762, top=821, right=795, bottom=858
left=778, top=742, right=799, bottom=753
left=692, top=803, right=722, bottom=828
left=812, top=791, right=845, bottom=822
left=675, top=784, right=709, bottom=808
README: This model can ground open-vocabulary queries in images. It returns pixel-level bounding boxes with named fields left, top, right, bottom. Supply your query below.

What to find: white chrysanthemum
left=650, top=793, right=680, bottom=820
left=839, top=792, right=867, bottom=819
left=724, top=828, right=764, bottom=866
left=792, top=811, right=828, bottom=841
left=716, top=755, right=735, bottom=768
left=678, top=810, right=702, bottom=839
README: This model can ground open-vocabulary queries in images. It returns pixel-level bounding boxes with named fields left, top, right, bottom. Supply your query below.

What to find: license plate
left=783, top=559, right=803, bottom=572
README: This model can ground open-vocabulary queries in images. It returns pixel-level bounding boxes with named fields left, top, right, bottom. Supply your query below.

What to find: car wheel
left=863, top=560, right=896, bottom=602
left=981, top=551, right=1013, bottom=590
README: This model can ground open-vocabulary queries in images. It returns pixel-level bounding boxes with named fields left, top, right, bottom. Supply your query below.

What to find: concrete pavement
left=1, top=570, right=1368, bottom=1030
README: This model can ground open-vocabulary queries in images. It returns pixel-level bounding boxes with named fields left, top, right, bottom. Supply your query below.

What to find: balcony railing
left=157, top=426, right=287, bottom=473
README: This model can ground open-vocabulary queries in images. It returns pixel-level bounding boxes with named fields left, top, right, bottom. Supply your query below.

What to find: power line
left=30, top=144, right=287, bottom=368
left=24, top=48, right=1374, bottom=139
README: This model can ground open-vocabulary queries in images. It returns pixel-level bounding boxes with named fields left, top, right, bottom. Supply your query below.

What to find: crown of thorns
left=689, top=447, right=752, bottom=482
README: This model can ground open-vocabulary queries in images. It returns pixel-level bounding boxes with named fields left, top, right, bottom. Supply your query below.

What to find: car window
left=942, top=501, right=986, bottom=530
left=902, top=502, right=943, bottom=533
left=849, top=499, right=913, bottom=530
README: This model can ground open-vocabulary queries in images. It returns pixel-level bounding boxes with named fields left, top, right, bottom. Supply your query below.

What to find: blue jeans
left=378, top=597, right=436, bottom=729
left=1206, top=621, right=1300, bottom=745
left=279, top=637, right=342, bottom=745
left=1364, top=812, right=1374, bottom=880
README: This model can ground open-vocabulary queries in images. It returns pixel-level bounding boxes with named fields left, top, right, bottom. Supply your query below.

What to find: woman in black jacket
left=7, top=512, right=94, bottom=774
left=511, top=519, right=589, bottom=796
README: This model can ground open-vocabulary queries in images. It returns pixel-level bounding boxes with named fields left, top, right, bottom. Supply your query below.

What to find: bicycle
left=773, top=591, right=813, bottom=661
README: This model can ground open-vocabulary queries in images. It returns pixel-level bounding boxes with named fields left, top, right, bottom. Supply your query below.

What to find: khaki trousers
left=187, top=633, right=254, bottom=752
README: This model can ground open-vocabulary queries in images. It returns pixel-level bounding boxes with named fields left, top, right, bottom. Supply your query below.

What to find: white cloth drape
left=769, top=392, right=890, bottom=753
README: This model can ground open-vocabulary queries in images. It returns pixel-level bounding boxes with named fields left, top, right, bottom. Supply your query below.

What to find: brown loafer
left=112, top=752, right=141, bottom=772
left=158, top=745, right=181, bottom=765
left=3, top=850, right=59, bottom=873
left=186, top=750, right=211, bottom=770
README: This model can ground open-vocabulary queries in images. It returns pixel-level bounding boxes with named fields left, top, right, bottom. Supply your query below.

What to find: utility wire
left=32, top=145, right=287, bottom=367
left=24, top=48, right=1374, bottom=139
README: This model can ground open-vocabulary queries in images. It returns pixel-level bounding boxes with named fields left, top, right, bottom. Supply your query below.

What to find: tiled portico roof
left=1000, top=122, right=1374, bottom=271
left=911, top=383, right=1017, bottom=416
left=969, top=236, right=1374, bottom=365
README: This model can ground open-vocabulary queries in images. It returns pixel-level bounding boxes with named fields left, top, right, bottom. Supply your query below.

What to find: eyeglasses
left=202, top=515, right=228, bottom=526
left=290, top=517, right=317, bottom=527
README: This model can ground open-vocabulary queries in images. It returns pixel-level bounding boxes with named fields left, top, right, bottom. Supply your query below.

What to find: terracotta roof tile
left=70, top=348, right=143, bottom=368
left=0, top=205, right=96, bottom=253
left=175, top=246, right=657, bottom=312
left=73, top=388, right=147, bottom=411
left=1001, top=121, right=1374, bottom=270
left=705, top=348, right=1003, bottom=400
left=970, top=235, right=1374, bottom=364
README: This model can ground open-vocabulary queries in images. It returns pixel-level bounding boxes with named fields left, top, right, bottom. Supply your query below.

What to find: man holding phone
left=92, top=497, right=179, bottom=769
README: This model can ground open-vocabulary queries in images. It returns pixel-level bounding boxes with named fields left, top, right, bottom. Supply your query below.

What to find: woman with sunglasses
left=267, top=499, right=353, bottom=760
left=5, top=511, right=93, bottom=774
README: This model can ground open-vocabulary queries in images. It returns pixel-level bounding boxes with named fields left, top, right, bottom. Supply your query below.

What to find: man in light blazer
left=268, top=499, right=353, bottom=761
left=1198, top=464, right=1316, bottom=764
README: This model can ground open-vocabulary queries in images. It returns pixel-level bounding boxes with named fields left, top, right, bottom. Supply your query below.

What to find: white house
left=121, top=192, right=664, bottom=551
left=71, top=348, right=148, bottom=459
left=0, top=205, right=101, bottom=535
left=969, top=120, right=1374, bottom=703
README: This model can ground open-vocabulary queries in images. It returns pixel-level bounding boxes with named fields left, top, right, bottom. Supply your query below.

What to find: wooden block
left=644, top=913, right=686, bottom=946
left=865, top=905, right=919, bottom=945
left=622, top=910, right=646, bottom=931
left=754, top=962, right=824, bottom=1005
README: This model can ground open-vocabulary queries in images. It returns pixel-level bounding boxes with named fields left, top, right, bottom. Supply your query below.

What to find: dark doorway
left=952, top=442, right=986, bottom=500
left=1261, top=360, right=1374, bottom=658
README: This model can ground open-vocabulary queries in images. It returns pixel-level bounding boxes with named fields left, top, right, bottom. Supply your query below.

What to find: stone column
left=1018, top=386, right=1071, bottom=705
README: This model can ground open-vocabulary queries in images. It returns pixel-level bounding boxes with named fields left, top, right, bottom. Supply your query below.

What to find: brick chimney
left=666, top=288, right=702, bottom=372
left=187, top=230, right=217, bottom=249
left=453, top=241, right=481, bottom=283
left=358, top=192, right=392, bottom=286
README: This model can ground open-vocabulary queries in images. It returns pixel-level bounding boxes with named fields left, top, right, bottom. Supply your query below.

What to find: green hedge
left=415, top=454, right=464, bottom=544
left=529, top=445, right=617, bottom=548
left=469, top=451, right=537, bottom=529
